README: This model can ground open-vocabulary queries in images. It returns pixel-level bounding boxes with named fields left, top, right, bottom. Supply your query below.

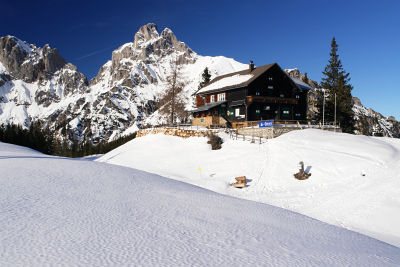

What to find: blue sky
left=2, top=0, right=399, bottom=119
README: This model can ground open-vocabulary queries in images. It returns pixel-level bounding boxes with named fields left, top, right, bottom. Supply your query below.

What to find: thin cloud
left=75, top=44, right=119, bottom=61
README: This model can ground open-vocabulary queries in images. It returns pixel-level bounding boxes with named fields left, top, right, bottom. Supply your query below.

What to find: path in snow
left=98, top=129, right=400, bottom=248
left=1, top=142, right=400, bottom=266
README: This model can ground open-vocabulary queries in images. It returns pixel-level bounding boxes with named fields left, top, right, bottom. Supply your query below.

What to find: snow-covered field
left=1, top=141, right=400, bottom=265
left=98, top=129, right=400, bottom=248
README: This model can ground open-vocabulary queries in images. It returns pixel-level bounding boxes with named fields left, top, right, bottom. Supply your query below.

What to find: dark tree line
left=0, top=122, right=137, bottom=157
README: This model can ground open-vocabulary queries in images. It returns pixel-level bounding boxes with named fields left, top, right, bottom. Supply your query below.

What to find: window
left=295, top=95, right=300, bottom=99
left=264, top=105, right=270, bottom=111
left=268, top=85, right=273, bottom=90
left=235, top=108, right=240, bottom=117
left=268, top=77, right=273, bottom=81
left=217, top=93, right=226, bottom=101
left=210, top=95, right=215, bottom=102
left=280, top=94, right=284, bottom=98
left=256, top=109, right=261, bottom=114
left=282, top=107, right=290, bottom=118
left=295, top=113, right=301, bottom=117
left=255, top=91, right=260, bottom=96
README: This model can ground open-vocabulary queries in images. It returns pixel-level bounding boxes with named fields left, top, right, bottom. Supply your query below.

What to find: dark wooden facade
left=192, top=63, right=309, bottom=126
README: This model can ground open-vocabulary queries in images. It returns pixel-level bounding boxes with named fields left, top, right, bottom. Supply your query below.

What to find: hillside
left=1, top=141, right=400, bottom=266
left=98, top=129, right=400, bottom=247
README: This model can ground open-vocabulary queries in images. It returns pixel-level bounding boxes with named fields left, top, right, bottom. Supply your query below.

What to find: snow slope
left=98, top=129, right=400, bottom=248
left=1, top=142, right=400, bottom=266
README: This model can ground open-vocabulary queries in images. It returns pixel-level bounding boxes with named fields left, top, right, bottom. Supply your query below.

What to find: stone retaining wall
left=137, top=128, right=220, bottom=138
left=237, top=127, right=275, bottom=139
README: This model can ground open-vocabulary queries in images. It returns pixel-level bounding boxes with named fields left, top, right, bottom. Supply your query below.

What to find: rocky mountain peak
left=133, top=23, right=160, bottom=47
left=41, top=44, right=67, bottom=74
left=160, top=27, right=177, bottom=44
left=0, top=36, right=69, bottom=82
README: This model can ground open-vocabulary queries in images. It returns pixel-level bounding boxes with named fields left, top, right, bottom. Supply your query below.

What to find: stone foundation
left=137, top=128, right=220, bottom=138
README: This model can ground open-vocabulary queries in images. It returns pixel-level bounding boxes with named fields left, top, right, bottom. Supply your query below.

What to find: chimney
left=249, top=60, right=255, bottom=71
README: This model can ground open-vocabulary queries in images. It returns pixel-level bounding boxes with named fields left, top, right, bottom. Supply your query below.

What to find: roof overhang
left=191, top=100, right=227, bottom=113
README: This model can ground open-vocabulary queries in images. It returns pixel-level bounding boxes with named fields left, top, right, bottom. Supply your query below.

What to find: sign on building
left=259, top=120, right=273, bottom=128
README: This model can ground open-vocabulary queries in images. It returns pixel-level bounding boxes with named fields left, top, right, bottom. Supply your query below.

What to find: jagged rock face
left=0, top=24, right=246, bottom=143
left=353, top=97, right=400, bottom=137
left=0, top=36, right=67, bottom=83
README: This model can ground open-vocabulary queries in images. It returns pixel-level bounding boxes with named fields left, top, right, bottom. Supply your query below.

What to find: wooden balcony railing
left=246, top=96, right=298, bottom=105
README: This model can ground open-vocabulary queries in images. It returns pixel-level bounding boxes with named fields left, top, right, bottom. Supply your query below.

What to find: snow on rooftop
left=197, top=73, right=253, bottom=94
left=291, top=77, right=312, bottom=90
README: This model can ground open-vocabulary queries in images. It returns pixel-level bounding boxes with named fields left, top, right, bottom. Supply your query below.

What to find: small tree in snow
left=158, top=60, right=188, bottom=125
left=198, top=67, right=211, bottom=89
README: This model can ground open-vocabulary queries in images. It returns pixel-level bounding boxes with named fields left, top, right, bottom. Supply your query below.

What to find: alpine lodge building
left=192, top=62, right=311, bottom=128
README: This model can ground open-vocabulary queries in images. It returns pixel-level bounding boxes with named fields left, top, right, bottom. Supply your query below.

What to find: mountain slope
left=1, top=141, right=400, bottom=266
left=98, top=129, right=400, bottom=247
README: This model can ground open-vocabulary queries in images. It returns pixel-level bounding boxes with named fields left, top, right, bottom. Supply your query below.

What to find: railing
left=246, top=96, right=298, bottom=105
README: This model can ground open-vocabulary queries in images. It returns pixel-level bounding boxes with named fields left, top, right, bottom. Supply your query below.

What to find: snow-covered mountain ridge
left=0, top=24, right=246, bottom=143
left=1, top=23, right=398, bottom=142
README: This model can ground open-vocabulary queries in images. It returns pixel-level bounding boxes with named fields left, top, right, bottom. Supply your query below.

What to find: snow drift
left=1, top=141, right=400, bottom=265
left=98, top=129, right=400, bottom=248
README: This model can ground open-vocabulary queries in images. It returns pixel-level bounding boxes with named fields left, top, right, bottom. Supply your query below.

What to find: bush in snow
left=207, top=133, right=223, bottom=150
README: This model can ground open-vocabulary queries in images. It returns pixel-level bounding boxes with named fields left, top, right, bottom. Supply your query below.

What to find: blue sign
left=259, top=121, right=273, bottom=128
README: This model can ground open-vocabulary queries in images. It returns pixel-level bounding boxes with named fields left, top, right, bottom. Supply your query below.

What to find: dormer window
left=211, top=95, right=215, bottom=102
left=295, top=95, right=300, bottom=99
left=264, top=105, right=270, bottom=111
left=268, top=77, right=273, bottom=81
left=217, top=93, right=226, bottom=101
left=256, top=91, right=260, bottom=96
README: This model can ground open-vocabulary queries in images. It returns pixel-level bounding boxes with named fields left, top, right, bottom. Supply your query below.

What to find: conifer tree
left=198, top=67, right=211, bottom=89
left=302, top=72, right=309, bottom=84
left=319, top=37, right=355, bottom=133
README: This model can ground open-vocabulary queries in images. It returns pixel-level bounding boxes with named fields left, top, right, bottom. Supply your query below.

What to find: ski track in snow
left=1, top=141, right=400, bottom=266
left=98, top=129, right=400, bottom=248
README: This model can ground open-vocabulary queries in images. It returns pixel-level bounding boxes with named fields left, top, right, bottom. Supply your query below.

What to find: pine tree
left=198, top=67, right=211, bottom=89
left=158, top=60, right=188, bottom=125
left=302, top=72, right=309, bottom=84
left=319, top=37, right=355, bottom=133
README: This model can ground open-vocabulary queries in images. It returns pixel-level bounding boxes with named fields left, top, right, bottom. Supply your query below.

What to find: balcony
left=246, top=96, right=298, bottom=105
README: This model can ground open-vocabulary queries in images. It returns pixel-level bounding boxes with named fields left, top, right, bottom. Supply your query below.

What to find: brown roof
left=195, top=63, right=276, bottom=95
